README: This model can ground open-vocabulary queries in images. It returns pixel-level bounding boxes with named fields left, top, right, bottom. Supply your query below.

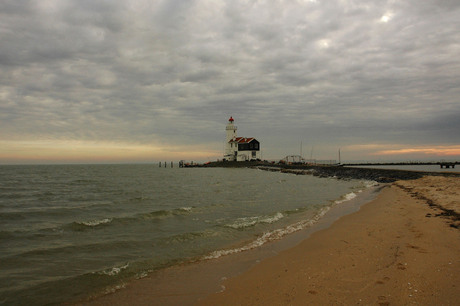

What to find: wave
left=204, top=207, right=331, bottom=260
left=363, top=180, right=379, bottom=188
left=77, top=218, right=113, bottom=227
left=0, top=261, right=131, bottom=305
left=0, top=202, right=112, bottom=218
left=161, top=230, right=213, bottom=244
left=136, top=206, right=194, bottom=220
left=72, top=179, right=97, bottom=184
left=4, top=205, right=196, bottom=234
left=129, top=196, right=151, bottom=202
left=0, top=212, right=26, bottom=220
left=204, top=184, right=376, bottom=260
left=334, top=180, right=378, bottom=205
left=0, top=227, right=65, bottom=241
left=95, top=262, right=130, bottom=276
left=334, top=192, right=357, bottom=204
left=0, top=230, right=15, bottom=239
left=65, top=207, right=195, bottom=232
left=66, top=218, right=113, bottom=231
left=2, top=240, right=141, bottom=265
left=225, top=212, right=284, bottom=229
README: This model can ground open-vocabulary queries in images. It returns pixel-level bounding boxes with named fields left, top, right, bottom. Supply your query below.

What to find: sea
left=0, top=164, right=374, bottom=305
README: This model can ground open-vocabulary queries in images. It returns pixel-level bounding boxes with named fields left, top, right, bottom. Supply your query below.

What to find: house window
left=252, top=151, right=256, bottom=157
left=255, top=143, right=259, bottom=149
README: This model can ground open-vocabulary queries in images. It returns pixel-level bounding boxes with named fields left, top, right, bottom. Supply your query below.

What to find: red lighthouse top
left=229, top=116, right=234, bottom=122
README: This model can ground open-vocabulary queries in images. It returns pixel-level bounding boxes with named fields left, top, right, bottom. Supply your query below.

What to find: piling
left=440, top=162, right=455, bottom=169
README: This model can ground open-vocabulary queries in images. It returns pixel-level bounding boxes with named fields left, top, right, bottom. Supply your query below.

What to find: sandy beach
left=200, top=176, right=460, bottom=305
left=82, top=176, right=459, bottom=305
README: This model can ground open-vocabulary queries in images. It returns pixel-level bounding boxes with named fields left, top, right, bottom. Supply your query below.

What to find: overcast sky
left=1, top=0, right=459, bottom=163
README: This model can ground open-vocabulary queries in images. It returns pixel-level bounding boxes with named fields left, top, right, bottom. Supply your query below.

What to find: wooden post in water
left=164, top=162, right=167, bottom=168
left=171, top=161, right=173, bottom=168
left=159, top=162, right=161, bottom=167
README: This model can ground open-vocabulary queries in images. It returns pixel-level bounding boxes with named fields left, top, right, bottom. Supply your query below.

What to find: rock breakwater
left=255, top=165, right=460, bottom=183
left=195, top=161, right=460, bottom=182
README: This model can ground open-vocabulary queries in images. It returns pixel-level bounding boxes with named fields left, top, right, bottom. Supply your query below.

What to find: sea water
left=0, top=164, right=371, bottom=305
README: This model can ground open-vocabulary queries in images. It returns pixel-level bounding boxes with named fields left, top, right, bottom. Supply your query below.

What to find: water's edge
left=78, top=182, right=384, bottom=305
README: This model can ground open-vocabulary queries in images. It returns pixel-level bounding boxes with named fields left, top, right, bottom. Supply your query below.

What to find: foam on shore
left=204, top=186, right=373, bottom=260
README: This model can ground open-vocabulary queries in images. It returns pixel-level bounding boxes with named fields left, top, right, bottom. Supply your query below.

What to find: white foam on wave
left=80, top=218, right=113, bottom=227
left=179, top=207, right=193, bottom=212
left=334, top=180, right=378, bottom=204
left=203, top=208, right=330, bottom=260
left=97, top=262, right=130, bottom=276
left=103, top=283, right=127, bottom=294
left=226, top=212, right=284, bottom=229
left=263, top=212, right=284, bottom=223
left=335, top=192, right=357, bottom=204
left=364, top=180, right=379, bottom=188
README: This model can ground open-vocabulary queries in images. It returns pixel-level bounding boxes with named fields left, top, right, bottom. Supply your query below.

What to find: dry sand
left=397, top=176, right=460, bottom=227
left=200, top=176, right=460, bottom=305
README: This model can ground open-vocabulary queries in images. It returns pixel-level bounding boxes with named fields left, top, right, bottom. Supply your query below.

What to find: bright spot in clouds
left=380, top=12, right=393, bottom=23
left=317, top=39, right=331, bottom=49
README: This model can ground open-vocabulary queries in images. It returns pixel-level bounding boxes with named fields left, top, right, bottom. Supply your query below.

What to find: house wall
left=235, top=150, right=260, bottom=161
left=237, top=140, right=260, bottom=151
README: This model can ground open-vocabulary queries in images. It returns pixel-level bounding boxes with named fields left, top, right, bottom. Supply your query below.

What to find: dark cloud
left=1, top=0, right=459, bottom=161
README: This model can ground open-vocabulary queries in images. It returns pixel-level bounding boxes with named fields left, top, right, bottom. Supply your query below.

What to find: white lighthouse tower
left=225, top=116, right=237, bottom=160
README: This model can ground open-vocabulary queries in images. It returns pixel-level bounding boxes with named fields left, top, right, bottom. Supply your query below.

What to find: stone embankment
left=256, top=165, right=460, bottom=182
left=195, top=161, right=460, bottom=182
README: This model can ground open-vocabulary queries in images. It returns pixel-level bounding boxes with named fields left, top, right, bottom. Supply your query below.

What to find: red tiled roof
left=229, top=137, right=256, bottom=143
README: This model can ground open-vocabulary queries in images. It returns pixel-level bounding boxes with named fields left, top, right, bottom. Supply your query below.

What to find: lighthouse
left=225, top=116, right=237, bottom=160
left=224, top=116, right=261, bottom=162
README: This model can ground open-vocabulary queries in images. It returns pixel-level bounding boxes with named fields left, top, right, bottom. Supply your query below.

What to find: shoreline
left=77, top=180, right=383, bottom=305
left=78, top=176, right=459, bottom=305
left=200, top=176, right=459, bottom=305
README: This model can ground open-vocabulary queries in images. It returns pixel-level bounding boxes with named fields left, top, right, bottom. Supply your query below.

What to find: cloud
left=374, top=145, right=460, bottom=157
left=1, top=0, right=459, bottom=163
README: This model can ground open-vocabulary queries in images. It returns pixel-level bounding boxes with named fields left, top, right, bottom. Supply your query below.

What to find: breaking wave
left=78, top=218, right=113, bottom=227
left=335, top=192, right=357, bottom=204
left=204, top=207, right=331, bottom=260
left=225, top=212, right=284, bottom=229
left=67, top=207, right=196, bottom=231
left=96, top=262, right=130, bottom=276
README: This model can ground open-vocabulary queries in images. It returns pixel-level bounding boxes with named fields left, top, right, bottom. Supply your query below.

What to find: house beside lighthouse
left=224, top=116, right=261, bottom=161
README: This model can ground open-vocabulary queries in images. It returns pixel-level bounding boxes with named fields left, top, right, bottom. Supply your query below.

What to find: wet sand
left=200, top=176, right=460, bottom=305
left=82, top=176, right=459, bottom=305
